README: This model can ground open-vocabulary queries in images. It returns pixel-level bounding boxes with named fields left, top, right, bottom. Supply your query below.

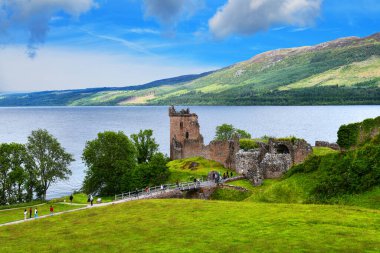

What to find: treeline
left=288, top=116, right=380, bottom=202
left=154, top=86, right=380, bottom=106
left=337, top=116, right=380, bottom=149
left=0, top=128, right=170, bottom=205
left=82, top=130, right=170, bottom=196
left=0, top=130, right=74, bottom=204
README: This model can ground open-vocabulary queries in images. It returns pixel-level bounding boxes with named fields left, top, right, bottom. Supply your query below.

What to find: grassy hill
left=1, top=33, right=380, bottom=106
left=1, top=199, right=379, bottom=252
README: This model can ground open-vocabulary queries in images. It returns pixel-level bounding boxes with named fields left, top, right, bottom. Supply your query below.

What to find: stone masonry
left=236, top=138, right=312, bottom=186
left=169, top=106, right=239, bottom=170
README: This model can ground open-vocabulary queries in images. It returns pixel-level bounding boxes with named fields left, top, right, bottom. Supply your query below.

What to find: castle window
left=180, top=122, right=183, bottom=129
left=186, top=132, right=189, bottom=139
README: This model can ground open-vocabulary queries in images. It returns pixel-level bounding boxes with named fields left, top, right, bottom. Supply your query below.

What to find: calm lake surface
left=0, top=106, right=379, bottom=199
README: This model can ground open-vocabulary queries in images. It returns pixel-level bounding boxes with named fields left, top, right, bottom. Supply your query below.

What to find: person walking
left=29, top=207, right=32, bottom=219
left=50, top=205, right=54, bottom=216
left=34, top=208, right=38, bottom=218
left=90, top=194, right=94, bottom=206
left=69, top=194, right=73, bottom=204
left=24, top=209, right=27, bottom=220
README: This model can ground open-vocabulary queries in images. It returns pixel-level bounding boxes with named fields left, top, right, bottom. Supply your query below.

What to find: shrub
left=239, top=139, right=259, bottom=150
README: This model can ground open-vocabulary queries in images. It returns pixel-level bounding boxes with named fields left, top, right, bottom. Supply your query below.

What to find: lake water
left=0, top=106, right=379, bottom=199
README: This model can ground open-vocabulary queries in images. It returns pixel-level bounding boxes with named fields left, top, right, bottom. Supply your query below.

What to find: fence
left=114, top=178, right=209, bottom=201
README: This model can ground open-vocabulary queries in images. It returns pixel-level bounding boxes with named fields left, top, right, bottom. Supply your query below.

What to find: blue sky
left=1, top=0, right=380, bottom=92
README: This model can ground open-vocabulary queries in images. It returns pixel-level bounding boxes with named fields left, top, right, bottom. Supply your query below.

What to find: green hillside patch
left=210, top=188, right=252, bottom=201
left=245, top=174, right=318, bottom=204
left=280, top=56, right=380, bottom=90
left=0, top=203, right=86, bottom=225
left=312, top=147, right=339, bottom=156
left=167, top=157, right=231, bottom=183
left=0, top=199, right=379, bottom=252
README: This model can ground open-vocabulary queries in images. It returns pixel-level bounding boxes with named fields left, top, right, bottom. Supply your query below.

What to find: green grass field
left=167, top=157, right=232, bottom=183
left=0, top=202, right=86, bottom=225
left=0, top=199, right=379, bottom=252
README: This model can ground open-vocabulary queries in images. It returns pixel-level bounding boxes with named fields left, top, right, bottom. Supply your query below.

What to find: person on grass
left=34, top=208, right=38, bottom=218
left=29, top=207, right=32, bottom=219
left=50, top=205, right=54, bottom=216
left=69, top=194, right=73, bottom=204
left=24, top=209, right=27, bottom=220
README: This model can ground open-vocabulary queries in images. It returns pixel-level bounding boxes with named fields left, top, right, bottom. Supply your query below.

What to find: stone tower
left=169, top=106, right=204, bottom=160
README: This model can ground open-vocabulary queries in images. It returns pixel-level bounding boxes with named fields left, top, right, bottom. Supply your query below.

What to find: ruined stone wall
left=260, top=153, right=292, bottom=178
left=169, top=106, right=239, bottom=169
left=315, top=141, right=340, bottom=151
left=202, top=139, right=239, bottom=170
left=237, top=138, right=313, bottom=186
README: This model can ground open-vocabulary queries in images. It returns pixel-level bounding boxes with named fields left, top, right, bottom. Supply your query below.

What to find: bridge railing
left=114, top=178, right=208, bottom=201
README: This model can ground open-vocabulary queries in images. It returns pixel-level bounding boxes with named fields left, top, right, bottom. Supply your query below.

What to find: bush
left=239, top=139, right=259, bottom=150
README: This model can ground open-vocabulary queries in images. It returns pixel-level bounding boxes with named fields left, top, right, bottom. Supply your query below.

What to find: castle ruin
left=169, top=106, right=313, bottom=186
left=169, top=106, right=239, bottom=170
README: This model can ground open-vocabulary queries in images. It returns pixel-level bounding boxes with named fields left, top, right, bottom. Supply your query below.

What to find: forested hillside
left=1, top=33, right=380, bottom=106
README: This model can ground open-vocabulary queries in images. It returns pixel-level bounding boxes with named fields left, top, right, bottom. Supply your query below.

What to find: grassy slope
left=279, top=56, right=380, bottom=90
left=0, top=199, right=379, bottom=252
left=167, top=157, right=232, bottom=183
left=2, top=34, right=380, bottom=106
left=0, top=203, right=86, bottom=225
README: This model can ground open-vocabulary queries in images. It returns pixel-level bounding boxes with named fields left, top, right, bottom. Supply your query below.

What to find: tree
left=214, top=124, right=251, bottom=140
left=236, top=129, right=252, bottom=139
left=82, top=131, right=137, bottom=195
left=215, top=124, right=235, bottom=140
left=129, top=153, right=170, bottom=189
left=26, top=129, right=74, bottom=201
left=0, top=143, right=29, bottom=204
left=130, top=129, right=159, bottom=164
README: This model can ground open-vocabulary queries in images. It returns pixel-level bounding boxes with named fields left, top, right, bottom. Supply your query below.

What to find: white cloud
left=209, top=0, right=322, bottom=38
left=0, top=46, right=218, bottom=92
left=0, top=0, right=97, bottom=57
left=143, top=0, right=204, bottom=27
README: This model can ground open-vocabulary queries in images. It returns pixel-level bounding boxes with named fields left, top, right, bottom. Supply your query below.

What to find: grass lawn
left=210, top=188, right=252, bottom=201
left=0, top=203, right=86, bottom=225
left=227, top=179, right=256, bottom=191
left=167, top=157, right=233, bottom=183
left=51, top=193, right=114, bottom=205
left=0, top=199, right=379, bottom=252
left=244, top=174, right=317, bottom=204
left=312, top=146, right=339, bottom=156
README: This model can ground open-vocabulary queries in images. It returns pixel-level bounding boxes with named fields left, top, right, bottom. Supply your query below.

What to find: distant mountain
left=1, top=33, right=380, bottom=106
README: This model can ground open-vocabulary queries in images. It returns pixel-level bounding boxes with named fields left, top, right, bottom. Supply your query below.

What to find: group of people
left=222, top=171, right=233, bottom=180
left=23, top=205, right=54, bottom=220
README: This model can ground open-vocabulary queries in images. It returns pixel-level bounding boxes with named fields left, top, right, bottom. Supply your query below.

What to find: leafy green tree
left=215, top=124, right=251, bottom=140
left=0, top=143, right=29, bottom=204
left=82, top=131, right=137, bottom=195
left=26, top=129, right=74, bottom=201
left=129, top=153, right=170, bottom=189
left=236, top=129, right=252, bottom=139
left=215, top=124, right=235, bottom=140
left=131, top=129, right=159, bottom=164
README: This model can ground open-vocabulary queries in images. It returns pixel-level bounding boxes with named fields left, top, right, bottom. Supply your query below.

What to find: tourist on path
left=90, top=194, right=94, bottom=206
left=24, top=209, right=27, bottom=220
left=69, top=194, right=73, bottom=204
left=29, top=207, right=32, bottom=219
left=34, top=208, right=38, bottom=218
left=50, top=205, right=54, bottom=216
